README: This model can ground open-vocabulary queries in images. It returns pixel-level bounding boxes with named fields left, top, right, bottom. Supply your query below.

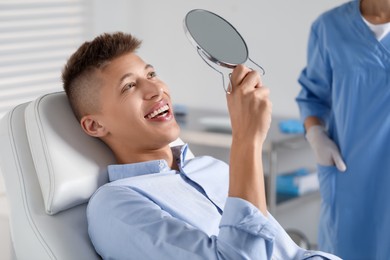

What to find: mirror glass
left=184, top=9, right=248, bottom=68
left=184, top=9, right=264, bottom=93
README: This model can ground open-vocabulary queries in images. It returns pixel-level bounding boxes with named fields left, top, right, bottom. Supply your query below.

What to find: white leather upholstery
left=25, top=92, right=115, bottom=215
left=0, top=91, right=189, bottom=260
left=0, top=174, right=15, bottom=260
left=0, top=100, right=100, bottom=260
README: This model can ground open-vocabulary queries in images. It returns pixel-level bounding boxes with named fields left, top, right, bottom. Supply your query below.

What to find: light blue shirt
left=87, top=145, right=341, bottom=260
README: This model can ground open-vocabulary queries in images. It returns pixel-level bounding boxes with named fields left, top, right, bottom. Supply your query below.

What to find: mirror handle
left=196, top=48, right=265, bottom=94
left=246, top=58, right=265, bottom=76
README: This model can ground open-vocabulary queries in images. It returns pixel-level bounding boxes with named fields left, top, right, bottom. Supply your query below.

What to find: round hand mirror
left=184, top=9, right=264, bottom=93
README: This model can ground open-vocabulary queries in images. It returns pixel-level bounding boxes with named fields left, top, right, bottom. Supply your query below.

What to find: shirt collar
left=108, top=144, right=189, bottom=182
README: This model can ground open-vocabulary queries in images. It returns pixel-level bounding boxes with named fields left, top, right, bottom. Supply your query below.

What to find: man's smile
left=145, top=104, right=170, bottom=119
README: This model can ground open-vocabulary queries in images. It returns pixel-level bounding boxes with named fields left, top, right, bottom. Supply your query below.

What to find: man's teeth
left=147, top=105, right=169, bottom=119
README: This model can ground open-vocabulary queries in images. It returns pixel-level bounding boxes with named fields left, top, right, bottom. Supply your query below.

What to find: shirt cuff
left=220, top=197, right=277, bottom=241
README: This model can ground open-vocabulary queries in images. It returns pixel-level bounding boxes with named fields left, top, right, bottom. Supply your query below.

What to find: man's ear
left=80, top=115, right=108, bottom=137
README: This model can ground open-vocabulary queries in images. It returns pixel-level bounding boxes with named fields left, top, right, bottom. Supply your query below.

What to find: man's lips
left=145, top=104, right=170, bottom=119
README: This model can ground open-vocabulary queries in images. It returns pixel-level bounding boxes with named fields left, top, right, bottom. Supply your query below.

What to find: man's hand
left=227, top=65, right=272, bottom=144
left=227, top=65, right=271, bottom=215
left=306, top=125, right=347, bottom=172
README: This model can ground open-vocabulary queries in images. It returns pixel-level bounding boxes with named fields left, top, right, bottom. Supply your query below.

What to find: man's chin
left=168, top=130, right=181, bottom=143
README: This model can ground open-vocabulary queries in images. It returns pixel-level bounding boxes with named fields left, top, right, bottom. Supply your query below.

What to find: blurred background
left=0, top=0, right=348, bottom=257
left=0, top=0, right=347, bottom=119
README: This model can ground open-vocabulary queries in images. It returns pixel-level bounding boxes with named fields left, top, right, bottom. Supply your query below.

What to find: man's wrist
left=231, top=137, right=264, bottom=151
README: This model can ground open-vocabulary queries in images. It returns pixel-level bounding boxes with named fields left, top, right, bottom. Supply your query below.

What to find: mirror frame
left=183, top=9, right=249, bottom=69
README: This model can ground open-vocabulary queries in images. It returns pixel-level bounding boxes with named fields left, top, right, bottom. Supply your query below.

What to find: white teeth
left=147, top=104, right=169, bottom=119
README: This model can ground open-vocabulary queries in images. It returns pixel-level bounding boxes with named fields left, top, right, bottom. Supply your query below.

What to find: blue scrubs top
left=296, top=1, right=390, bottom=259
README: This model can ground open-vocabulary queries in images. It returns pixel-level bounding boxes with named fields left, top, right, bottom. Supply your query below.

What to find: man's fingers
left=241, top=70, right=262, bottom=91
left=230, top=65, right=251, bottom=89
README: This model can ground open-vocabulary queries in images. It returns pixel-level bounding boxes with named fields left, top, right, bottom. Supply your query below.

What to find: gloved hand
left=306, top=125, right=347, bottom=172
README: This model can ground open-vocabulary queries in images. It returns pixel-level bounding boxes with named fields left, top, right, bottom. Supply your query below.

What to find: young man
left=62, top=32, right=340, bottom=259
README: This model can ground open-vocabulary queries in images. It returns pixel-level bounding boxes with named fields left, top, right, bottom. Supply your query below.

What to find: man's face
left=94, top=52, right=180, bottom=151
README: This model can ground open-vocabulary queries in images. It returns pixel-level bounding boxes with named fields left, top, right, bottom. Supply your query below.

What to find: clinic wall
left=92, top=0, right=347, bottom=118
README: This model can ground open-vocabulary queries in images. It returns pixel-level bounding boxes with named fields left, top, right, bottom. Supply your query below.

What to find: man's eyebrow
left=118, top=72, right=133, bottom=87
left=145, top=64, right=154, bottom=70
left=118, top=64, right=155, bottom=86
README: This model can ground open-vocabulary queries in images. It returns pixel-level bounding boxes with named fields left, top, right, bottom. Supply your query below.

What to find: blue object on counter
left=279, top=119, right=304, bottom=134
left=276, top=168, right=318, bottom=196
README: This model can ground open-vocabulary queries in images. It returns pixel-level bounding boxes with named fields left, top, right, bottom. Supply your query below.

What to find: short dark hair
left=62, top=32, right=142, bottom=121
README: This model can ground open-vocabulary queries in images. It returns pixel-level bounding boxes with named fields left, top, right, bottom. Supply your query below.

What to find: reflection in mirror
left=184, top=9, right=264, bottom=93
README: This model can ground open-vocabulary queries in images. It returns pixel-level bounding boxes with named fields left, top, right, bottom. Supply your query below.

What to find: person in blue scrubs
left=62, top=32, right=341, bottom=259
left=296, top=0, right=390, bottom=259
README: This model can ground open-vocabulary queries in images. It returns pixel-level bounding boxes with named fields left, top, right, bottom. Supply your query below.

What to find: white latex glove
left=306, top=125, right=347, bottom=172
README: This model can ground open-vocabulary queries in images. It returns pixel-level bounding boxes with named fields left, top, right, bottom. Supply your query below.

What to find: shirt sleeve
left=87, top=186, right=277, bottom=260
left=296, top=22, right=333, bottom=124
left=266, top=214, right=342, bottom=260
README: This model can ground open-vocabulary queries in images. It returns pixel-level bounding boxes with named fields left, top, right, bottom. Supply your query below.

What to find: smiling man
left=80, top=53, right=179, bottom=166
left=62, top=32, right=340, bottom=260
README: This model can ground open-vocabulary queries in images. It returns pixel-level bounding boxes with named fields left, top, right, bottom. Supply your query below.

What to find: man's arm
left=88, top=185, right=276, bottom=259
left=226, top=65, right=271, bottom=215
left=88, top=184, right=341, bottom=260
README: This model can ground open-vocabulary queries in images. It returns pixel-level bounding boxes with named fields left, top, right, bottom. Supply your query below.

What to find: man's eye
left=148, top=71, right=157, bottom=78
left=122, top=82, right=136, bottom=93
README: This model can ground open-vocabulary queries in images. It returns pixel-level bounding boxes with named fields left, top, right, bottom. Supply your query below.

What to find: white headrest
left=25, top=92, right=189, bottom=215
left=25, top=92, right=116, bottom=215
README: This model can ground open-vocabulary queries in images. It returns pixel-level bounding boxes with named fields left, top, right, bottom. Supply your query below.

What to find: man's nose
left=142, top=80, right=163, bottom=100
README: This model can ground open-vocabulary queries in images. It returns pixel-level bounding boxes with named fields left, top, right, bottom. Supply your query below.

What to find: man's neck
left=114, top=145, right=178, bottom=169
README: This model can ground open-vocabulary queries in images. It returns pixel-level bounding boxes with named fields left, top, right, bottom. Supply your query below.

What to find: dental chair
left=0, top=91, right=188, bottom=259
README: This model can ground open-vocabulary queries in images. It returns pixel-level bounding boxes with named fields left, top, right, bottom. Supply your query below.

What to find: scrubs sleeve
left=296, top=23, right=333, bottom=124
left=87, top=186, right=278, bottom=260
